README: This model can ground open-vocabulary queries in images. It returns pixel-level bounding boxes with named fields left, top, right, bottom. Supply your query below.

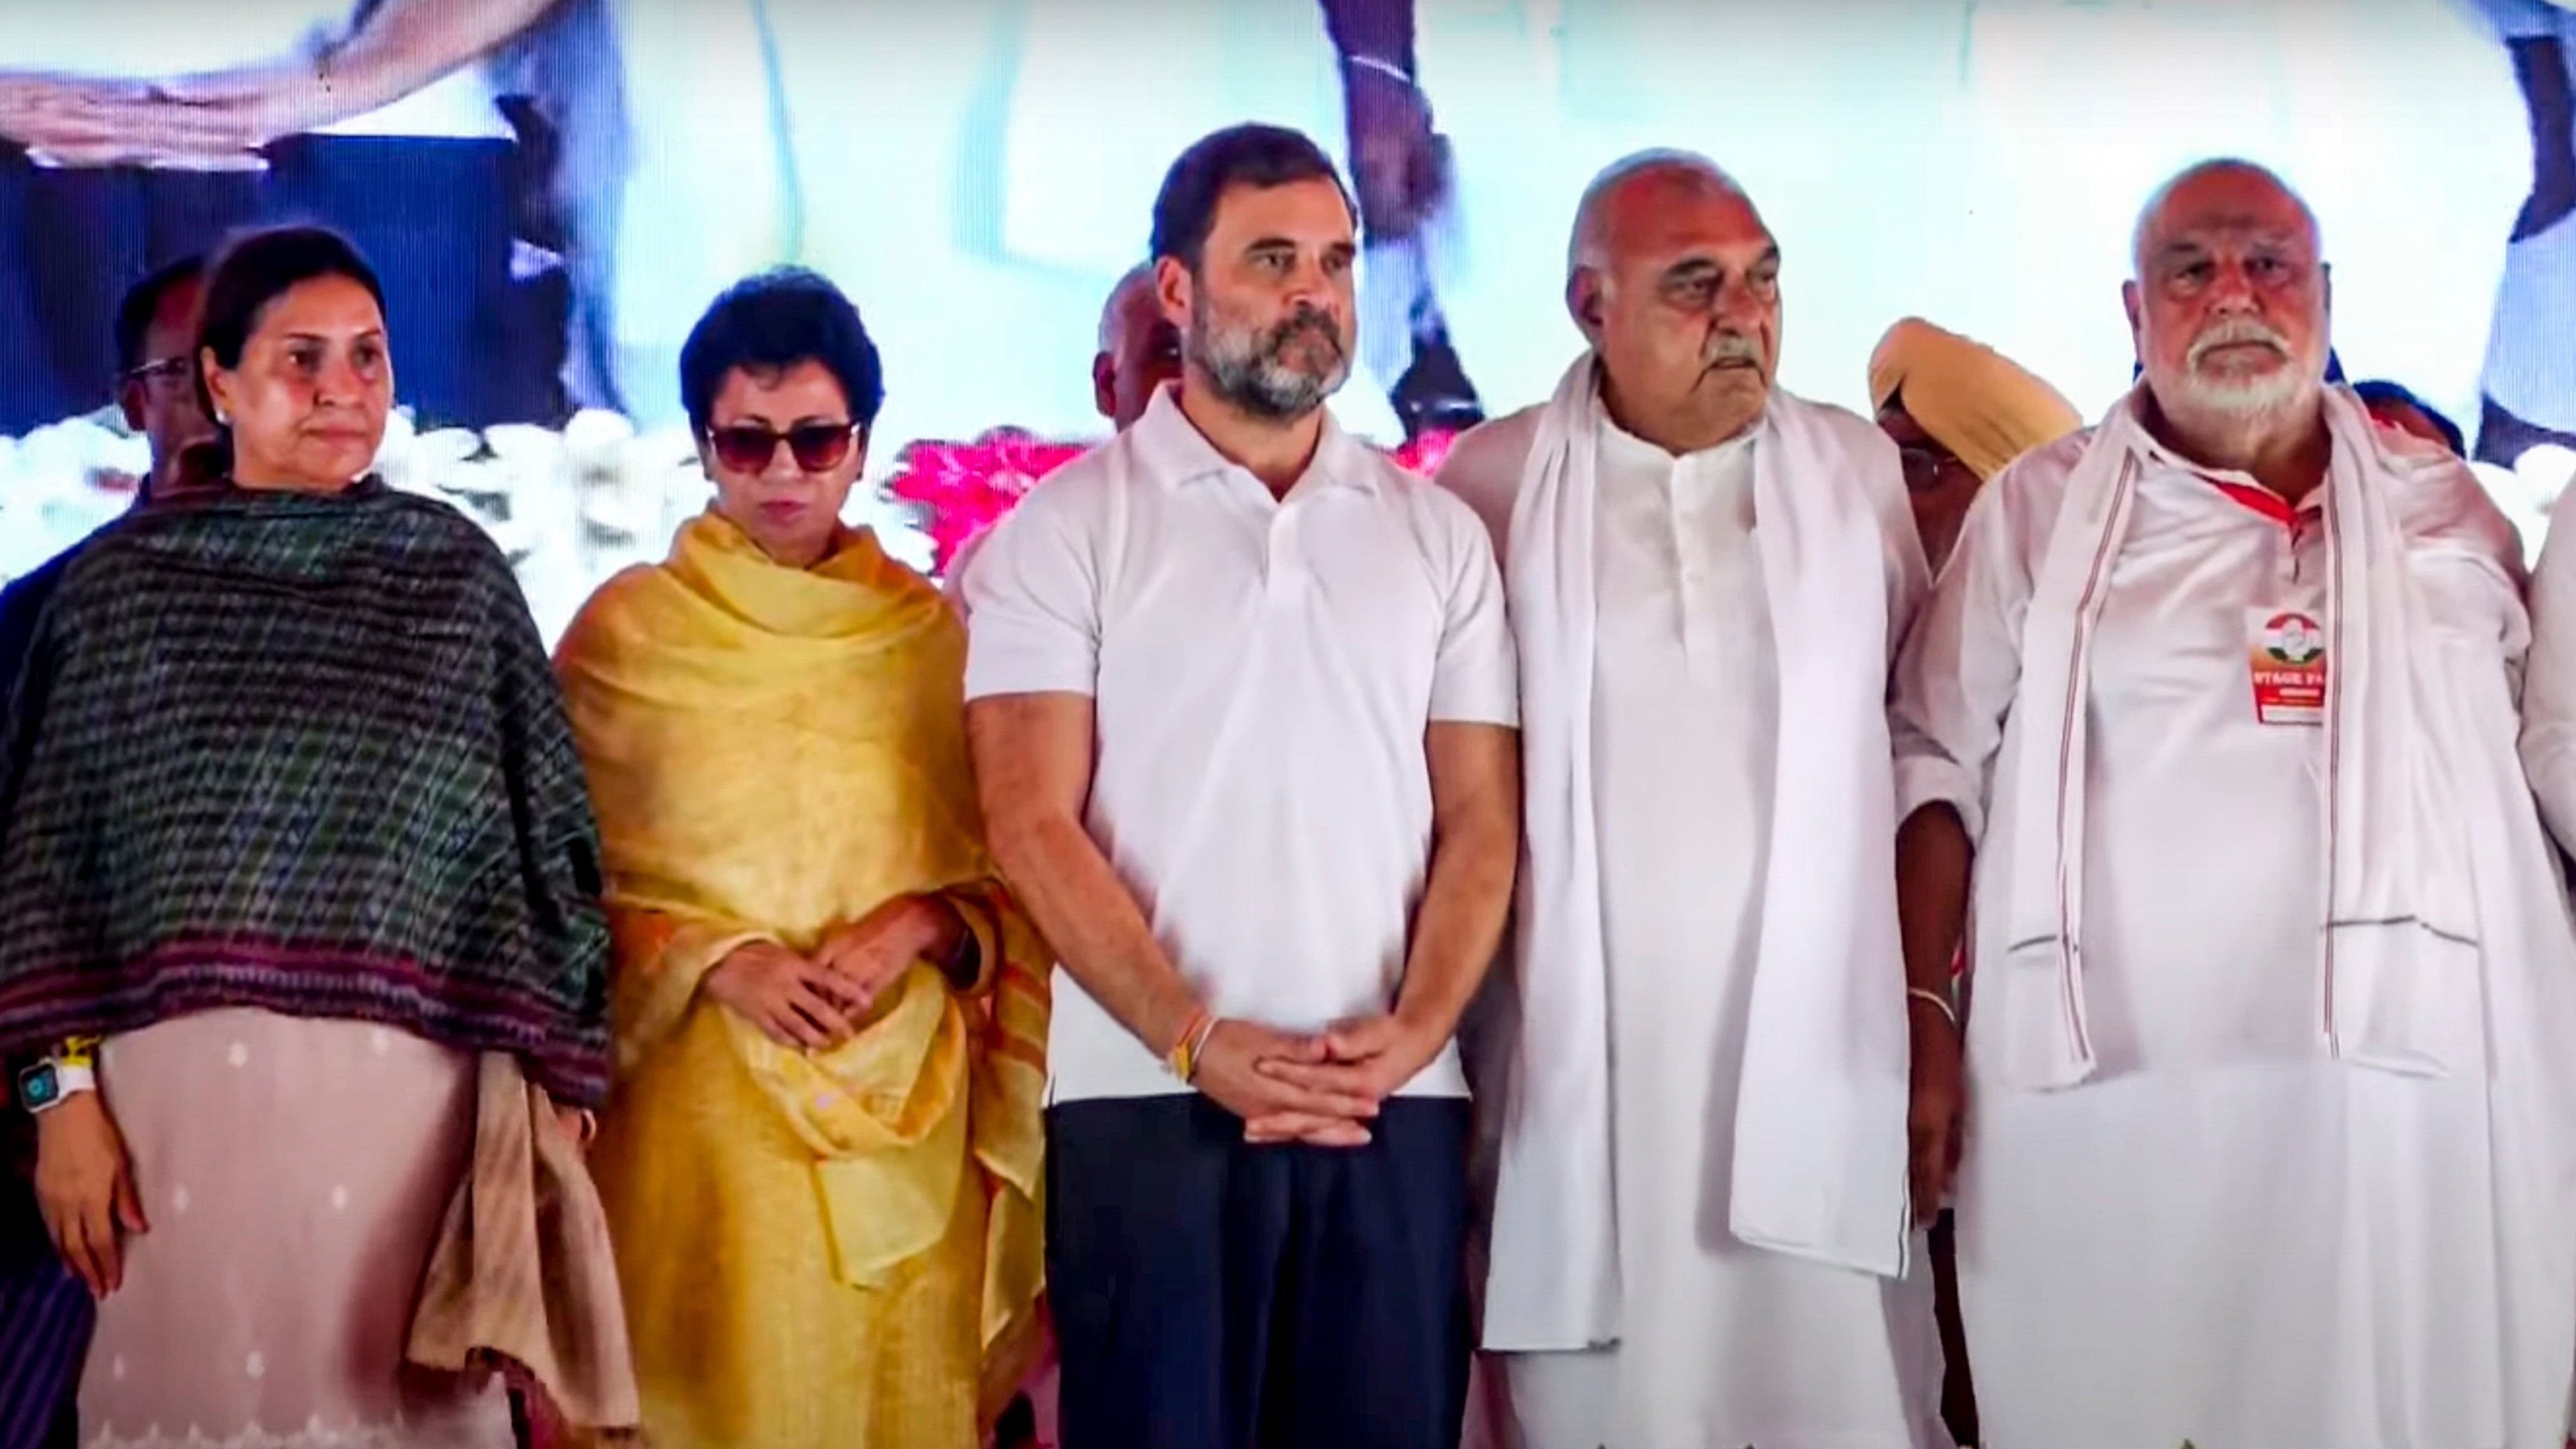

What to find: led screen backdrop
left=2, top=0, right=2567, bottom=624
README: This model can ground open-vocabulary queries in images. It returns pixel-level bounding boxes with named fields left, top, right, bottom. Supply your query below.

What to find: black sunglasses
left=707, top=421, right=862, bottom=473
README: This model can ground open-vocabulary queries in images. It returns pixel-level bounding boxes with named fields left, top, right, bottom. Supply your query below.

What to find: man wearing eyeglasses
left=1894, top=159, right=2576, bottom=1449
left=1867, top=318, right=2082, bottom=575
left=0, top=256, right=212, bottom=647
left=111, top=256, right=216, bottom=504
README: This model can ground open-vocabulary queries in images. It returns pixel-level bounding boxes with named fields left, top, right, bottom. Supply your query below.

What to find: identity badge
left=2248, top=607, right=2327, bottom=725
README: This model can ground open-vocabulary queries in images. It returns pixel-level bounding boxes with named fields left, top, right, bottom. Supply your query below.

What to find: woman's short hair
left=679, top=268, right=885, bottom=437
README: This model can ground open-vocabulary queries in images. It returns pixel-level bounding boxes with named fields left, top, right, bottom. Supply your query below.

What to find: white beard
left=2172, top=362, right=2313, bottom=422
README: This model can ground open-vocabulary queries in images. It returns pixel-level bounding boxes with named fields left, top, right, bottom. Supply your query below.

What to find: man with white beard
left=1892, top=158, right=2576, bottom=1448
left=1439, top=150, right=1944, bottom=1449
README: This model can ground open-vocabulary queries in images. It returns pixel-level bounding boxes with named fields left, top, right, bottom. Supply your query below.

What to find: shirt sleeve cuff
left=1429, top=690, right=1520, bottom=729
left=963, top=657, right=1097, bottom=701
left=1895, top=754, right=1985, bottom=845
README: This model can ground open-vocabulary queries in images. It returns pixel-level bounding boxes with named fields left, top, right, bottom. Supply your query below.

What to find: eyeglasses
left=1897, top=442, right=1967, bottom=495
left=706, top=421, right=862, bottom=474
left=123, top=357, right=192, bottom=392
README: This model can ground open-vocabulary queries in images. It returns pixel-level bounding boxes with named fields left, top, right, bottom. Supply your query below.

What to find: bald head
left=1094, top=262, right=1182, bottom=430
left=2130, top=159, right=2318, bottom=280
left=1563, top=149, right=1780, bottom=456
left=1567, top=150, right=1749, bottom=281
left=1098, top=263, right=1159, bottom=353
left=2124, top=158, right=2332, bottom=449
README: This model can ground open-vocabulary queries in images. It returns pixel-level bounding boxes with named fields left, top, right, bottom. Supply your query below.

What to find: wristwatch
left=16, top=1057, right=95, bottom=1115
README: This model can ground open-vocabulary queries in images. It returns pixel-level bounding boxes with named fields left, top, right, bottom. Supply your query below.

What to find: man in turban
left=1869, top=317, right=2083, bottom=571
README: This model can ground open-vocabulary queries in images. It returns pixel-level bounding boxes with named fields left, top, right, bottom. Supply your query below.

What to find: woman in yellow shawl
left=553, top=268, right=1048, bottom=1449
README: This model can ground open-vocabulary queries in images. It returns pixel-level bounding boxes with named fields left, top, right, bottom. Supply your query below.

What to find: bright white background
left=607, top=0, right=2527, bottom=444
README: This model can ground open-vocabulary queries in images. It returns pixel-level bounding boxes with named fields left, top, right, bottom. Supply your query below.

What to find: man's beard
left=1190, top=293, right=1351, bottom=421
left=2171, top=316, right=2315, bottom=420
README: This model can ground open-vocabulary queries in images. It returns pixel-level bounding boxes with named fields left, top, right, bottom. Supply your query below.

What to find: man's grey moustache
left=2188, top=327, right=2290, bottom=362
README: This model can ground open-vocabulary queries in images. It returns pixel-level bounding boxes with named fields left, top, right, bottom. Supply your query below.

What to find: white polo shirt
left=962, top=386, right=1518, bottom=1104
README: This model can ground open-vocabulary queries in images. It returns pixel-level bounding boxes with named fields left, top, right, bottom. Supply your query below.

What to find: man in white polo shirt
left=964, top=122, right=1521, bottom=1449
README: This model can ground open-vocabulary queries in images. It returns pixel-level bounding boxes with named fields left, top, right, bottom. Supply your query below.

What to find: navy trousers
left=1047, top=1093, right=1471, bottom=1449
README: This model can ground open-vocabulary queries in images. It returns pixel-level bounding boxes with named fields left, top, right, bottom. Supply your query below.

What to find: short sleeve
left=962, top=479, right=1102, bottom=700
left=2392, top=456, right=2530, bottom=661
left=1890, top=445, right=2062, bottom=842
left=1427, top=495, right=1519, bottom=728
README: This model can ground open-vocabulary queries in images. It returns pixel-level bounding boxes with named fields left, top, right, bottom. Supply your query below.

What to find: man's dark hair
left=114, top=255, right=207, bottom=377
left=679, top=267, right=885, bottom=437
left=1149, top=123, right=1353, bottom=273
left=2354, top=379, right=2467, bottom=456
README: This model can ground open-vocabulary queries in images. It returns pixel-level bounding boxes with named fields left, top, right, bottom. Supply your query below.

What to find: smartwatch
left=18, top=1057, right=95, bottom=1115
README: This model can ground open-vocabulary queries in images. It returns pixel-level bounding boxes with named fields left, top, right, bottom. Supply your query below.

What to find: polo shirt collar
left=1130, top=384, right=1379, bottom=498
left=2115, top=387, right=2325, bottom=520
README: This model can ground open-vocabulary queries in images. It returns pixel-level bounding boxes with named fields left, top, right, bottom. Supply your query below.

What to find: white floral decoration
left=0, top=409, right=933, bottom=647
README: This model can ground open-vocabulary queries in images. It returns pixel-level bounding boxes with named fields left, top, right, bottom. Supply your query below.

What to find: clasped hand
left=1192, top=1012, right=1442, bottom=1149
left=703, top=896, right=948, bottom=1050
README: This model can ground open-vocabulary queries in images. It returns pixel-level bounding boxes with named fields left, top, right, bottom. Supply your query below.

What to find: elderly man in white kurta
left=1439, top=150, right=1945, bottom=1449
left=1893, top=157, right=2576, bottom=1449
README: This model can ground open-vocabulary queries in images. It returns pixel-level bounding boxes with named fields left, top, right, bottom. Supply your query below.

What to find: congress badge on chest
left=2248, top=607, right=2327, bottom=724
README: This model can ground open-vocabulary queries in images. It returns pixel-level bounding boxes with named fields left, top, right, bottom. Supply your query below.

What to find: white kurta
left=1895, top=426, right=2576, bottom=1449
left=1444, top=405, right=1942, bottom=1449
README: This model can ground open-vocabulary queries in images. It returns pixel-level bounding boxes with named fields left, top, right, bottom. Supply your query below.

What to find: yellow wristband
left=1167, top=1007, right=1211, bottom=1082
left=1183, top=1015, right=1222, bottom=1084
left=54, top=1035, right=100, bottom=1069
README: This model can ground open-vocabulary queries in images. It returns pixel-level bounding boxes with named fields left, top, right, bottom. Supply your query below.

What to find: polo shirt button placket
left=1267, top=503, right=1307, bottom=605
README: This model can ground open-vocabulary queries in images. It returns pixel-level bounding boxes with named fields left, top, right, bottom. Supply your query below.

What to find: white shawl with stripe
left=1995, top=387, right=2485, bottom=1092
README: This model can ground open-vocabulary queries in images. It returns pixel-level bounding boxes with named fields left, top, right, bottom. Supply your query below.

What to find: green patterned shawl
left=0, top=480, right=612, bottom=1105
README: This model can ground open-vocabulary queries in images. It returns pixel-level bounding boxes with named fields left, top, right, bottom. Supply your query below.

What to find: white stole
left=1481, top=357, right=1914, bottom=1353
left=1996, top=387, right=2485, bottom=1092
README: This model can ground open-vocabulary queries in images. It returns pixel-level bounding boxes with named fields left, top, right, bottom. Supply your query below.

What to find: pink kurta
left=78, top=1007, right=511, bottom=1449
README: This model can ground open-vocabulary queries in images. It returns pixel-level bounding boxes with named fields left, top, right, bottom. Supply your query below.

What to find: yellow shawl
left=555, top=512, right=1047, bottom=1410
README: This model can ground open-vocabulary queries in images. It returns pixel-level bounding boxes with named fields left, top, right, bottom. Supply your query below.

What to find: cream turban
left=1867, top=318, right=2083, bottom=482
